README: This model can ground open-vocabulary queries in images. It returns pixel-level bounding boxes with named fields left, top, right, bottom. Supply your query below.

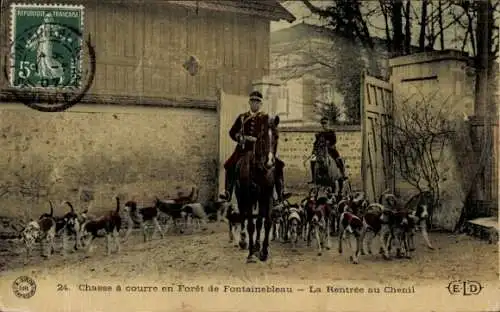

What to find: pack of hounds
left=19, top=184, right=435, bottom=264
left=19, top=187, right=222, bottom=258
left=225, top=182, right=435, bottom=264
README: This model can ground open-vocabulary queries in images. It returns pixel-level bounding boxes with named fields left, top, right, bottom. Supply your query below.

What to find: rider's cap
left=249, top=91, right=263, bottom=102
left=320, top=117, right=328, bottom=124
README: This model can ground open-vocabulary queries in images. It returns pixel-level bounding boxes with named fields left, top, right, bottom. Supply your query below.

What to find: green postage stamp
left=9, top=3, right=85, bottom=89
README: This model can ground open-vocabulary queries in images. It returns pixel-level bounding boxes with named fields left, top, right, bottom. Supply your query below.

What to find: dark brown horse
left=234, top=115, right=280, bottom=263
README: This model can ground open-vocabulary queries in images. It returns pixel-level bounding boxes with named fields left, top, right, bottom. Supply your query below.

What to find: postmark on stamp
left=5, top=3, right=96, bottom=112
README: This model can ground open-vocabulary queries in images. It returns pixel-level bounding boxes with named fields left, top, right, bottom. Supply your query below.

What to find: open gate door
left=361, top=72, right=395, bottom=203
left=217, top=90, right=250, bottom=205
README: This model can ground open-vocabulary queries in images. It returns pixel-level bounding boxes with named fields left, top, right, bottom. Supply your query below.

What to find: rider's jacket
left=313, top=130, right=341, bottom=160
left=316, top=130, right=337, bottom=146
left=229, top=110, right=268, bottom=152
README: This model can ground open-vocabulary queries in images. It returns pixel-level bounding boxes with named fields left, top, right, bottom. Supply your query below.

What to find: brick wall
left=0, top=103, right=218, bottom=219
left=278, top=125, right=362, bottom=191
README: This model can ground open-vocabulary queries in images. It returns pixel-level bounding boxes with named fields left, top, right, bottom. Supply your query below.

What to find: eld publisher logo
left=447, top=280, right=483, bottom=296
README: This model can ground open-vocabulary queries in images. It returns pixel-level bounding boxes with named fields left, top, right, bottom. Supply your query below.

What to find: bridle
left=254, top=120, right=278, bottom=170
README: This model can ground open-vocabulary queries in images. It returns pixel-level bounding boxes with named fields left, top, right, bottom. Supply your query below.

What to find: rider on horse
left=308, top=117, right=346, bottom=184
left=219, top=91, right=286, bottom=202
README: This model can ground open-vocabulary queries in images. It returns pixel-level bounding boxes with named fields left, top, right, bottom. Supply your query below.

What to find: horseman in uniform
left=308, top=117, right=346, bottom=184
left=219, top=91, right=286, bottom=202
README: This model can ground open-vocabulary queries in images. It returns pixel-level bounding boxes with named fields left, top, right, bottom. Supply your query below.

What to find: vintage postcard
left=0, top=0, right=498, bottom=311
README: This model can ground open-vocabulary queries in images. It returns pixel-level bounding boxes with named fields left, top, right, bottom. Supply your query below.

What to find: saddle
left=235, top=153, right=260, bottom=193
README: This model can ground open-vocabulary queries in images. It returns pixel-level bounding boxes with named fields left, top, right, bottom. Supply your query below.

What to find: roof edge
left=168, top=1, right=296, bottom=23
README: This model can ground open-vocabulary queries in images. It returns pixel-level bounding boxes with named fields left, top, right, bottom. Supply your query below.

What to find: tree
left=385, top=90, right=454, bottom=227
left=299, top=0, right=490, bottom=56
left=294, top=0, right=496, bottom=125
left=314, top=99, right=342, bottom=124
left=270, top=24, right=368, bottom=124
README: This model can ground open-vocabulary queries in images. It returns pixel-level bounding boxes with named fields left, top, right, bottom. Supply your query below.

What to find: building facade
left=269, top=22, right=391, bottom=124
left=0, top=0, right=295, bottom=217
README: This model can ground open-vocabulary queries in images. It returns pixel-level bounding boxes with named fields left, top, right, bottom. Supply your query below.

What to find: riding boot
left=335, top=158, right=346, bottom=178
left=337, top=177, right=344, bottom=198
left=308, top=161, right=316, bottom=184
left=219, top=167, right=234, bottom=201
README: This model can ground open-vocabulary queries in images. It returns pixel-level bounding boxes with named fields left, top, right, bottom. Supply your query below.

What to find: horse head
left=256, top=115, right=280, bottom=170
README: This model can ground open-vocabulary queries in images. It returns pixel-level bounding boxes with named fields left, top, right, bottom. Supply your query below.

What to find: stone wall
left=389, top=50, right=477, bottom=230
left=0, top=103, right=218, bottom=219
left=278, top=125, right=362, bottom=191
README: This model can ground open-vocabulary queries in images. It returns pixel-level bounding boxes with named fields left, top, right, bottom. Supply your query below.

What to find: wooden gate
left=217, top=90, right=250, bottom=204
left=361, top=72, right=395, bottom=203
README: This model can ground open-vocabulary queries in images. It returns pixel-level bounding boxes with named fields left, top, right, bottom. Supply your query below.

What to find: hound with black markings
left=154, top=198, right=185, bottom=233
left=225, top=202, right=243, bottom=246
left=287, top=203, right=303, bottom=250
left=270, top=201, right=285, bottom=242
left=22, top=201, right=57, bottom=258
left=388, top=209, right=415, bottom=259
left=338, top=203, right=393, bottom=264
left=307, top=196, right=332, bottom=255
left=123, top=200, right=164, bottom=242
left=379, top=190, right=434, bottom=252
left=181, top=202, right=209, bottom=231
left=56, top=201, right=84, bottom=254
left=301, top=188, right=318, bottom=241
left=80, top=197, right=122, bottom=255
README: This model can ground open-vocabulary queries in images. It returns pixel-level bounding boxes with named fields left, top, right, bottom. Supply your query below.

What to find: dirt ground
left=0, top=219, right=498, bottom=284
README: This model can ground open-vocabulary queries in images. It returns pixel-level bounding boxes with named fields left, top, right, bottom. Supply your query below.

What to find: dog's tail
left=192, top=187, right=200, bottom=202
left=48, top=201, right=54, bottom=217
left=65, top=201, right=75, bottom=213
left=378, top=188, right=392, bottom=204
left=115, top=196, right=120, bottom=213
left=154, top=197, right=163, bottom=207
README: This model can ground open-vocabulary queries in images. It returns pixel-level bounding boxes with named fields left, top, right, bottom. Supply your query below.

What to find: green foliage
left=333, top=43, right=364, bottom=123
left=315, top=100, right=341, bottom=124
left=317, top=0, right=373, bottom=48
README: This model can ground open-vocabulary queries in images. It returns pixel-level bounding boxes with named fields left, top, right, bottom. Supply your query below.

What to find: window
left=275, top=85, right=290, bottom=116
left=318, top=83, right=334, bottom=103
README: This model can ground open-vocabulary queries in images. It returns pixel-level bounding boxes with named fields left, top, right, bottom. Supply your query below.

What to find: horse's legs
left=259, top=197, right=272, bottom=262
left=271, top=220, right=276, bottom=241
left=229, top=221, right=234, bottom=243
left=254, top=214, right=262, bottom=253
left=246, top=210, right=257, bottom=263
left=235, top=186, right=248, bottom=250
left=238, top=217, right=247, bottom=250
